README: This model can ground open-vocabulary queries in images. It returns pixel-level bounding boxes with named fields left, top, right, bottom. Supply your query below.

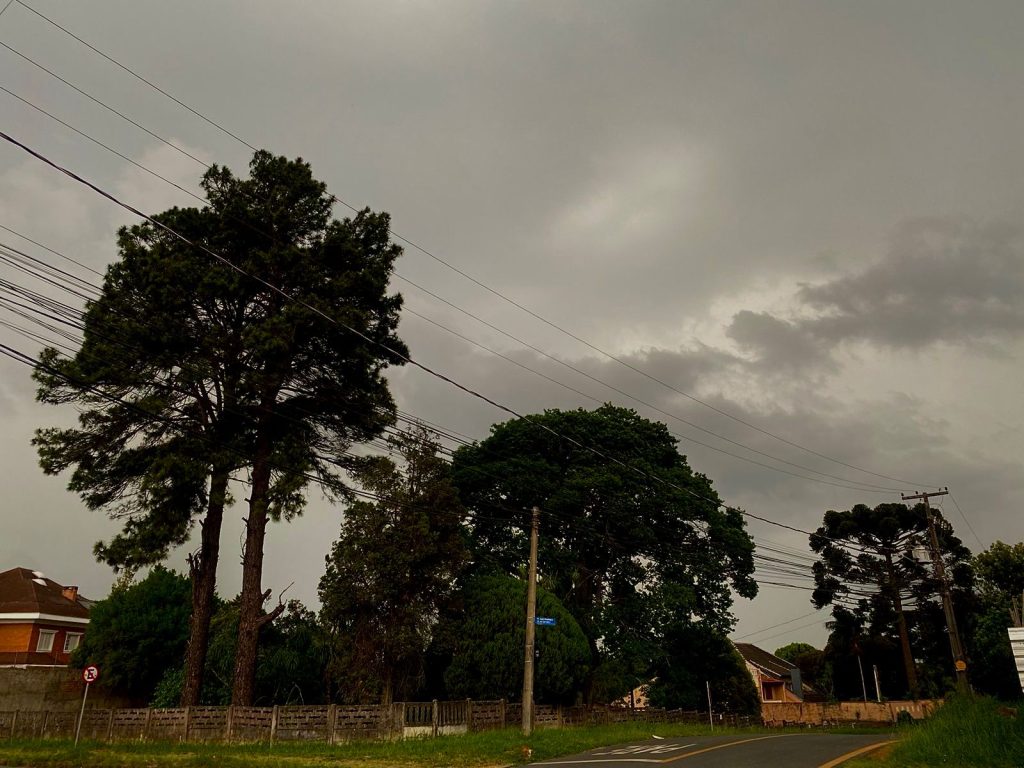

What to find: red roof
left=0, top=567, right=90, bottom=620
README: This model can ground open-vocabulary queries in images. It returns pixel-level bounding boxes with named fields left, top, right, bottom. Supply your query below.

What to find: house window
left=64, top=633, right=82, bottom=653
left=36, top=629, right=56, bottom=653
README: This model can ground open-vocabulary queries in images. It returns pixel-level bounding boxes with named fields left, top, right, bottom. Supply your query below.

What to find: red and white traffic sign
left=82, top=665, right=100, bottom=684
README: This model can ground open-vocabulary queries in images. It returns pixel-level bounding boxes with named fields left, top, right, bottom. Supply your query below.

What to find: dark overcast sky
left=1, top=0, right=1022, bottom=650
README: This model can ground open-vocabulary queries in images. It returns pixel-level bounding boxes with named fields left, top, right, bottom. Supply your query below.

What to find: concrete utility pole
left=902, top=489, right=970, bottom=693
left=522, top=506, right=540, bottom=737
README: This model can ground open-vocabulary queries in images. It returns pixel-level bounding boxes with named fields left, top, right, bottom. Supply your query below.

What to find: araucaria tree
left=451, top=405, right=757, bottom=703
left=319, top=427, right=468, bottom=704
left=34, top=151, right=407, bottom=706
left=810, top=502, right=973, bottom=698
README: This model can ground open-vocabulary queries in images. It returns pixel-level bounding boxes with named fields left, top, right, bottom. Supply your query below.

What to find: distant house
left=613, top=681, right=652, bottom=709
left=0, top=567, right=91, bottom=666
left=734, top=642, right=811, bottom=703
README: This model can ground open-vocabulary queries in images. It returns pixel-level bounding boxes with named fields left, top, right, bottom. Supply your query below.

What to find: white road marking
left=533, top=743, right=696, bottom=764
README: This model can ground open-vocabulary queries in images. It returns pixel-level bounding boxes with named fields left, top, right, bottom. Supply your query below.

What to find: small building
left=0, top=567, right=91, bottom=667
left=734, top=642, right=806, bottom=703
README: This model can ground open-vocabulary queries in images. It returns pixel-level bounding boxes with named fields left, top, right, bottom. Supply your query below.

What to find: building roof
left=734, top=642, right=797, bottom=679
left=0, top=567, right=90, bottom=620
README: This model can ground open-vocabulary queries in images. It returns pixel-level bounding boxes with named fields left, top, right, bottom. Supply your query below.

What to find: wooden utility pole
left=522, top=506, right=540, bottom=737
left=902, top=489, right=969, bottom=693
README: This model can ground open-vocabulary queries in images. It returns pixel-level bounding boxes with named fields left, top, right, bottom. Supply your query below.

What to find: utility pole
left=902, top=489, right=969, bottom=693
left=522, top=506, right=540, bottom=737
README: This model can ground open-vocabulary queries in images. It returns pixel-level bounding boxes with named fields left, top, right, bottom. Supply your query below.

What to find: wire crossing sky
left=0, top=0, right=1021, bottom=646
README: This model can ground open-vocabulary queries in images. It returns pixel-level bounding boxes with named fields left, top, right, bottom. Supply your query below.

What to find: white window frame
left=63, top=632, right=82, bottom=653
left=36, top=629, right=56, bottom=653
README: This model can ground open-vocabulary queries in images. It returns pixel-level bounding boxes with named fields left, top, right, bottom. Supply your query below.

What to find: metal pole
left=903, top=489, right=969, bottom=693
left=856, top=654, right=868, bottom=703
left=522, top=506, right=540, bottom=737
left=873, top=664, right=882, bottom=703
left=74, top=681, right=90, bottom=746
left=706, top=681, right=713, bottom=731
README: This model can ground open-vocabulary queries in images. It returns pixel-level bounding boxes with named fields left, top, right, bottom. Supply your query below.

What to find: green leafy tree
left=810, top=502, right=973, bottom=698
left=648, top=628, right=759, bottom=715
left=72, top=566, right=191, bottom=701
left=152, top=599, right=328, bottom=706
left=969, top=541, right=1024, bottom=699
left=319, top=427, right=468, bottom=704
left=441, top=574, right=590, bottom=704
left=774, top=643, right=831, bottom=699
left=451, top=405, right=756, bottom=701
left=774, top=642, right=817, bottom=665
left=36, top=151, right=408, bottom=706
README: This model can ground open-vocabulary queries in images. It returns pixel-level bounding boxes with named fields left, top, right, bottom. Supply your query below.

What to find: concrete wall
left=0, top=667, right=133, bottom=712
left=761, top=698, right=939, bottom=726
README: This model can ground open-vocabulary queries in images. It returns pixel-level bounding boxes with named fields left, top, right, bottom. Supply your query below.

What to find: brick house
left=0, top=567, right=91, bottom=666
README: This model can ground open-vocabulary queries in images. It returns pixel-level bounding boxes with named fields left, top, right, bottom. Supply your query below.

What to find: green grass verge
left=0, top=719, right=900, bottom=767
left=0, top=721, right=749, bottom=768
left=846, top=695, right=1024, bottom=768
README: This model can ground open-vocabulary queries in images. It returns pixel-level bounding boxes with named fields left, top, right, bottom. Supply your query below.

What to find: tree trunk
left=180, top=466, right=230, bottom=706
left=885, top=552, right=919, bottom=698
left=232, top=431, right=274, bottom=706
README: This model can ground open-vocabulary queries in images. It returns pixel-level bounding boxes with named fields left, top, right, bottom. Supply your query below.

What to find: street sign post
left=535, top=617, right=556, bottom=627
left=75, top=665, right=100, bottom=746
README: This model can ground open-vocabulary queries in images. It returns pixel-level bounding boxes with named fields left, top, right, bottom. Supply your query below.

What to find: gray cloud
left=798, top=218, right=1024, bottom=349
left=2, top=1, right=1024, bottom=649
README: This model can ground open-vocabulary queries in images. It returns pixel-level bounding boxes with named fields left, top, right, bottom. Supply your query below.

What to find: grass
left=846, top=695, right=1024, bottom=768
left=0, top=721, right=758, bottom=768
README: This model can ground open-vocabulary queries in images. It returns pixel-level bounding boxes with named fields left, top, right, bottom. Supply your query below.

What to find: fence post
left=10, top=710, right=17, bottom=740
left=224, top=705, right=234, bottom=743
left=327, top=704, right=337, bottom=745
left=106, top=709, right=115, bottom=742
left=182, top=706, right=191, bottom=743
left=499, top=699, right=506, bottom=729
left=270, top=705, right=279, bottom=747
left=142, top=708, right=152, bottom=742
left=465, top=699, right=472, bottom=732
left=431, top=699, right=439, bottom=738
left=39, top=710, right=49, bottom=739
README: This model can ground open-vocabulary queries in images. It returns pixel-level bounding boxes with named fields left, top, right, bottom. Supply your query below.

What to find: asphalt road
left=528, top=733, right=893, bottom=768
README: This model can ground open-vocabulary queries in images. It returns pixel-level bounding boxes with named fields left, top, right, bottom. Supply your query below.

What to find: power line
left=0, top=237, right=849, bottom=609
left=0, top=130, right=881, bottom=554
left=0, top=85, right=904, bottom=496
left=0, top=4, right=936, bottom=492
left=734, top=610, right=821, bottom=641
left=738, top=617, right=828, bottom=645
left=0, top=39, right=208, bottom=166
left=949, top=492, right=984, bottom=550
left=12, top=0, right=260, bottom=153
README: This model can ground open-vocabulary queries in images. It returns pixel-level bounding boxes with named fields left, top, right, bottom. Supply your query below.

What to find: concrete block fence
left=0, top=701, right=744, bottom=744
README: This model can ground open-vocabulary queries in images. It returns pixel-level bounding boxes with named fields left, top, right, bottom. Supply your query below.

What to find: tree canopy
left=648, top=626, right=759, bottom=715
left=441, top=574, right=590, bottom=704
left=35, top=150, right=408, bottom=705
left=810, top=502, right=973, bottom=698
left=451, top=404, right=756, bottom=701
left=969, top=541, right=1024, bottom=699
left=71, top=567, right=191, bottom=701
left=319, top=427, right=468, bottom=704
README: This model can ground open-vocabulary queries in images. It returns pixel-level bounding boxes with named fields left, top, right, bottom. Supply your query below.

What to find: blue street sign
left=535, top=616, right=557, bottom=626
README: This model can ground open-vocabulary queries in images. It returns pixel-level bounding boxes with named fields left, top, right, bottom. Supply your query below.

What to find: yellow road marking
left=658, top=734, right=797, bottom=763
left=816, top=740, right=895, bottom=768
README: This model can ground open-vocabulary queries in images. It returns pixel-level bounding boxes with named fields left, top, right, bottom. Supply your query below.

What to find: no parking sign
left=76, top=665, right=100, bottom=745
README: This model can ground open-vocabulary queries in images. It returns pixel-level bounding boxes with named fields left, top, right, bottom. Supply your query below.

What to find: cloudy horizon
left=2, top=0, right=1022, bottom=652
